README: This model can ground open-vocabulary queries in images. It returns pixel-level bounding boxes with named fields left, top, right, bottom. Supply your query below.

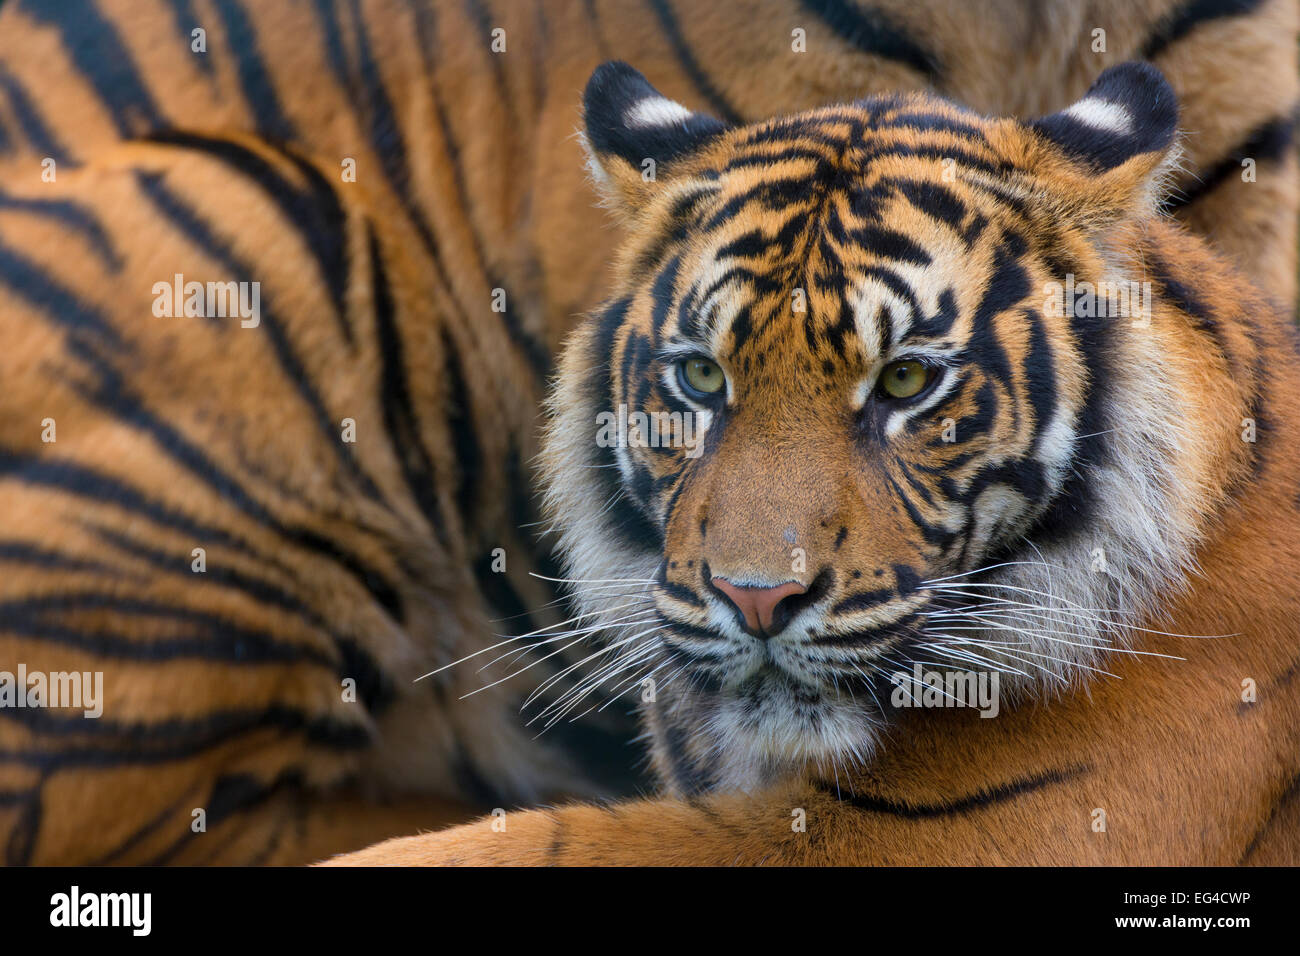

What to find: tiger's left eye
left=679, top=357, right=725, bottom=397
left=877, top=360, right=933, bottom=399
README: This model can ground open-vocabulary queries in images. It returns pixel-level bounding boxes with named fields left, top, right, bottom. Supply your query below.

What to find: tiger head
left=542, top=61, right=1239, bottom=792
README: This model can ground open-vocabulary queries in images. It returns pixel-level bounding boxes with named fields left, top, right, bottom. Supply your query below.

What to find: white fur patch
left=1063, top=98, right=1133, bottom=136
left=626, top=96, right=693, bottom=129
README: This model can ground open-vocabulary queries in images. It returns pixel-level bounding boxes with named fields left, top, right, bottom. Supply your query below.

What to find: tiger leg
left=327, top=580, right=1300, bottom=867
left=1239, top=777, right=1300, bottom=866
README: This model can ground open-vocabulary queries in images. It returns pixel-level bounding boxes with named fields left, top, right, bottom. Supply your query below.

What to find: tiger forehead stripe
left=650, top=141, right=1015, bottom=358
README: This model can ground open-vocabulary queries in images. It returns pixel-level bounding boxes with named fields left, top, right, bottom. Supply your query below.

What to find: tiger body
left=0, top=0, right=1293, bottom=865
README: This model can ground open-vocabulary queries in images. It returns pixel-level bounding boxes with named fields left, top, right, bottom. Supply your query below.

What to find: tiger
left=0, top=0, right=1294, bottom=866
left=330, top=58, right=1300, bottom=866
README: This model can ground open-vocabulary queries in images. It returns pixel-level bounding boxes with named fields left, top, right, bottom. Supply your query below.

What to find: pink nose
left=711, top=578, right=808, bottom=635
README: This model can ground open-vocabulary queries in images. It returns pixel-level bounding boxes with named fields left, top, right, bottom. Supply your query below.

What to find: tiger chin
left=332, top=60, right=1300, bottom=865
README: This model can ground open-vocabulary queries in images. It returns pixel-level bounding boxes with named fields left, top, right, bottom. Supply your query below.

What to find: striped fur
left=0, top=0, right=1293, bottom=865
left=335, top=62, right=1300, bottom=865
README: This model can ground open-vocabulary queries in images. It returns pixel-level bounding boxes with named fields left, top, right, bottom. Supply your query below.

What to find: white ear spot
left=625, top=96, right=693, bottom=129
left=1063, top=98, right=1134, bottom=135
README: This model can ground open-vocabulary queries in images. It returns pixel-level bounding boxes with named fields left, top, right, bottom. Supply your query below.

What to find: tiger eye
left=878, top=360, right=931, bottom=399
left=680, top=357, right=725, bottom=396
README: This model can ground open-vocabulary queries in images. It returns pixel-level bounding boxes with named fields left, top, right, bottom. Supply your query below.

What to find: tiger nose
left=711, top=578, right=808, bottom=636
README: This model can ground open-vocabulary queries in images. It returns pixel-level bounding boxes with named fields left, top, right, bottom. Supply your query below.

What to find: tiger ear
left=582, top=61, right=727, bottom=216
left=1020, top=62, right=1180, bottom=224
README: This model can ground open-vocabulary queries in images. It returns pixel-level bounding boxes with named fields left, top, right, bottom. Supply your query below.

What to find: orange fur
left=0, top=0, right=1292, bottom=865
left=334, top=67, right=1300, bottom=866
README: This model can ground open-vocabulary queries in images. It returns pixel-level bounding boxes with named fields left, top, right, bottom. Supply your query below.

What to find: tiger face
left=544, top=62, right=1215, bottom=792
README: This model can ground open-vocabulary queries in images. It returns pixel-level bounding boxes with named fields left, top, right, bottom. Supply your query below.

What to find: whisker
left=414, top=600, right=653, bottom=681
left=523, top=624, right=663, bottom=709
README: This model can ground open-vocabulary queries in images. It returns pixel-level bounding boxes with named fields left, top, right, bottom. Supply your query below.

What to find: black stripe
left=423, top=9, right=552, bottom=378
left=1029, top=250, right=1113, bottom=542
left=0, top=447, right=260, bottom=560
left=67, top=328, right=404, bottom=611
left=910, top=288, right=960, bottom=339
left=472, top=550, right=537, bottom=634
left=369, top=228, right=453, bottom=546
left=661, top=717, right=707, bottom=793
left=702, top=176, right=824, bottom=231
left=650, top=255, right=682, bottom=343
left=136, top=772, right=304, bottom=864
left=587, top=299, right=666, bottom=551
left=857, top=265, right=918, bottom=347
left=963, top=237, right=1029, bottom=402
left=886, top=473, right=954, bottom=549
left=831, top=588, right=894, bottom=615
left=417, top=9, right=500, bottom=311
left=461, top=0, right=516, bottom=121
left=635, top=187, right=716, bottom=279
left=132, top=171, right=384, bottom=499
left=425, top=681, right=507, bottom=806
left=363, top=1, right=550, bottom=377
left=0, top=705, right=371, bottom=764
left=645, top=0, right=743, bottom=123
left=441, top=326, right=484, bottom=523
left=883, top=179, right=971, bottom=233
left=0, top=65, right=75, bottom=164
left=308, top=0, right=353, bottom=95
left=207, top=771, right=298, bottom=826
left=4, top=784, right=39, bottom=866
left=170, top=0, right=214, bottom=77
left=1141, top=0, right=1268, bottom=60
left=0, top=590, right=338, bottom=666
left=88, top=790, right=193, bottom=865
left=877, top=110, right=988, bottom=141
left=1021, top=307, right=1059, bottom=457
left=930, top=377, right=997, bottom=447
left=0, top=539, right=125, bottom=576
left=0, top=189, right=121, bottom=270
left=143, top=131, right=351, bottom=343
left=820, top=764, right=1089, bottom=817
left=211, top=0, right=298, bottom=142
left=0, top=237, right=123, bottom=347
left=656, top=561, right=704, bottom=607
left=797, top=0, right=940, bottom=79
left=851, top=225, right=933, bottom=266
left=84, top=521, right=396, bottom=713
left=1145, top=251, right=1237, bottom=373
left=18, top=0, right=163, bottom=137
left=1162, top=114, right=1296, bottom=213
left=1, top=440, right=406, bottom=642
left=1238, top=769, right=1300, bottom=864
left=726, top=145, right=836, bottom=171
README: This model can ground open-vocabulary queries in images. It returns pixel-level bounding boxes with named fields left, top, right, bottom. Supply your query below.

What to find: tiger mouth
left=653, top=607, right=920, bottom=701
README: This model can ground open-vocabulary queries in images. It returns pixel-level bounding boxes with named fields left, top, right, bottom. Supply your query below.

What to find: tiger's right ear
left=582, top=61, right=727, bottom=216
left=1014, top=62, right=1180, bottom=227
